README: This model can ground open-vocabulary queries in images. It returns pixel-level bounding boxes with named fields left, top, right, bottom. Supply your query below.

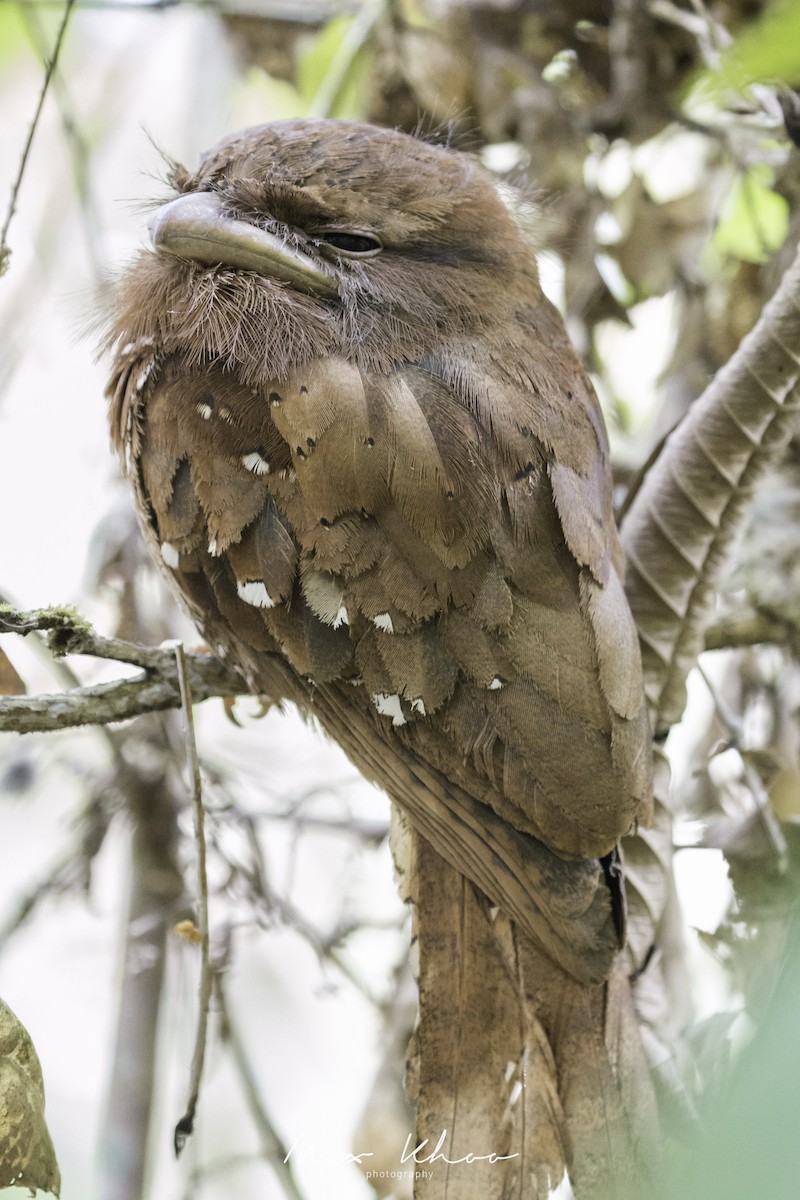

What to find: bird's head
left=107, top=119, right=541, bottom=383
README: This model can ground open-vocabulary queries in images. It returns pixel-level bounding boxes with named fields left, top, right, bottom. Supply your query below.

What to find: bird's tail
left=403, top=833, right=659, bottom=1200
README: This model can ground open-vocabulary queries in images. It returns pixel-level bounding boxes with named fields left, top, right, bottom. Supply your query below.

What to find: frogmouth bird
left=106, top=120, right=652, bottom=984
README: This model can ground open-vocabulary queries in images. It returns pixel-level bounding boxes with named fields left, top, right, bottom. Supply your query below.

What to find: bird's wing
left=110, top=321, right=648, bottom=980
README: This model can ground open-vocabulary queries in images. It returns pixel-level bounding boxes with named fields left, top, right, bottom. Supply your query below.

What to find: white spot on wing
left=410, top=697, right=426, bottom=715
left=241, top=451, right=270, bottom=476
left=372, top=612, right=394, bottom=633
left=120, top=336, right=154, bottom=356
left=237, top=580, right=275, bottom=608
left=509, top=1080, right=523, bottom=1107
left=208, top=539, right=219, bottom=557
left=550, top=1171, right=575, bottom=1200
left=195, top=402, right=213, bottom=420
left=333, top=605, right=349, bottom=629
left=160, top=541, right=180, bottom=569
left=135, top=363, right=154, bottom=393
left=371, top=692, right=406, bottom=726
left=488, top=676, right=504, bottom=690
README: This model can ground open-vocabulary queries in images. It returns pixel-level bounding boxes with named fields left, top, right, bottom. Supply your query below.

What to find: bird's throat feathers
left=105, top=240, right=541, bottom=391
left=107, top=253, right=342, bottom=386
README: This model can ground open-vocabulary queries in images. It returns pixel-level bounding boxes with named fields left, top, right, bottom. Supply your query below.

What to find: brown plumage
left=105, top=120, right=656, bottom=1193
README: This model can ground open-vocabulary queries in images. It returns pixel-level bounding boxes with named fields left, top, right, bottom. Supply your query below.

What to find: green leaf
left=713, top=166, right=789, bottom=264
left=297, top=16, right=352, bottom=103
left=0, top=4, right=28, bottom=70
left=230, top=67, right=306, bottom=124
left=297, top=14, right=372, bottom=119
left=695, top=0, right=800, bottom=96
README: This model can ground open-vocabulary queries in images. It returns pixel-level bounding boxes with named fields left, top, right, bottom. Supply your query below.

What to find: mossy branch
left=0, top=606, right=248, bottom=733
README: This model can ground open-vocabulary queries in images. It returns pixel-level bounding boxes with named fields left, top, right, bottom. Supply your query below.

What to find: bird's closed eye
left=317, top=230, right=382, bottom=256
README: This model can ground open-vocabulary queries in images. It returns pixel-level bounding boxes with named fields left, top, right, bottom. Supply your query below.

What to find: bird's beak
left=148, top=191, right=339, bottom=298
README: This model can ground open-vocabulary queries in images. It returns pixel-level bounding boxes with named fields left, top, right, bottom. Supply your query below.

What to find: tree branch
left=96, top=747, right=183, bottom=1200
left=0, top=607, right=248, bottom=733
left=215, top=973, right=308, bottom=1200
left=704, top=605, right=800, bottom=652
left=173, top=642, right=213, bottom=1156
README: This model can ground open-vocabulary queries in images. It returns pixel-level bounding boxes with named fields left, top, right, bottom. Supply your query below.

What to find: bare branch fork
left=0, top=606, right=248, bottom=733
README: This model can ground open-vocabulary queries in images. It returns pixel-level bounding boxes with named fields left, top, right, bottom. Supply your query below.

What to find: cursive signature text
left=401, top=1129, right=519, bottom=1165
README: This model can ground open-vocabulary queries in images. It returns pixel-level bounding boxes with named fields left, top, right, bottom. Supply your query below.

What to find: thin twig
left=0, top=0, right=76, bottom=274
left=20, top=1, right=109, bottom=288
left=704, top=606, right=799, bottom=652
left=263, top=809, right=390, bottom=843
left=697, top=663, right=790, bottom=871
left=184, top=1153, right=268, bottom=1194
left=171, top=641, right=213, bottom=1155
left=0, top=843, right=84, bottom=948
left=1, top=604, right=192, bottom=668
left=215, top=975, right=308, bottom=1200
left=648, top=0, right=729, bottom=68
left=233, top=808, right=382, bottom=1004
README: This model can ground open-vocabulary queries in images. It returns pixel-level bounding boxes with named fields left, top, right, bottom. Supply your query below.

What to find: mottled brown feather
left=105, top=117, right=652, bottom=971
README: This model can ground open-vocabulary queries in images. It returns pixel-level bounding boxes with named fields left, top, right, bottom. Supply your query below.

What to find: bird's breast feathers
left=106, top=119, right=652, bottom=867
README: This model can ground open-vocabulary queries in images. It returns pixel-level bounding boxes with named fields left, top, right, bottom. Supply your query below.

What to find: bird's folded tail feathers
left=404, top=830, right=659, bottom=1200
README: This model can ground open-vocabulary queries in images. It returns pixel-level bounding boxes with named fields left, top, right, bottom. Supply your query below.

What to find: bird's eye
left=318, top=230, right=382, bottom=256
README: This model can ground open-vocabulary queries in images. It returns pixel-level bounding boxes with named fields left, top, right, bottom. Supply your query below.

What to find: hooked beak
left=148, top=191, right=338, bottom=299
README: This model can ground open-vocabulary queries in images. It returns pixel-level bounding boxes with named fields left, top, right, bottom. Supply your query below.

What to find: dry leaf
left=0, top=998, right=60, bottom=1195
left=768, top=768, right=800, bottom=822
left=0, top=646, right=25, bottom=696
left=174, top=920, right=202, bottom=944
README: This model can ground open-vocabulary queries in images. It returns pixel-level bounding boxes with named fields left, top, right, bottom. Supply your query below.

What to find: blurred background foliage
left=2, top=1, right=800, bottom=1198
